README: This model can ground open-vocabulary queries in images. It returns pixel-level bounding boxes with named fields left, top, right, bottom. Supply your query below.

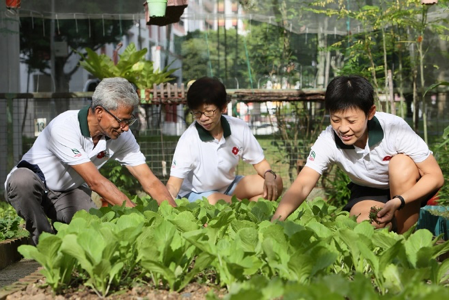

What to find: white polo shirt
left=6, top=106, right=146, bottom=192
left=305, top=112, right=431, bottom=189
left=170, top=115, right=265, bottom=197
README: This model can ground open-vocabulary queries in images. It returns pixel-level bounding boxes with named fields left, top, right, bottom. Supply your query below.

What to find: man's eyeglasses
left=190, top=109, right=217, bottom=119
left=100, top=106, right=137, bottom=127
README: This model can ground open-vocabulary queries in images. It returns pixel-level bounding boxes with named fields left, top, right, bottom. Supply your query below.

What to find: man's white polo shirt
left=170, top=115, right=264, bottom=197
left=305, top=112, right=431, bottom=189
left=6, top=106, right=145, bottom=192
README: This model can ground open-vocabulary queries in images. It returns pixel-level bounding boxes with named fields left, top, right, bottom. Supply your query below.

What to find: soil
left=6, top=282, right=225, bottom=300
left=4, top=271, right=227, bottom=300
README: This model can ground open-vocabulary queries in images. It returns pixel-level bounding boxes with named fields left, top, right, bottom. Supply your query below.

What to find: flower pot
left=145, top=0, right=167, bottom=18
left=421, top=0, right=438, bottom=4
left=417, top=205, right=449, bottom=240
left=6, top=0, right=21, bottom=9
left=144, top=0, right=188, bottom=26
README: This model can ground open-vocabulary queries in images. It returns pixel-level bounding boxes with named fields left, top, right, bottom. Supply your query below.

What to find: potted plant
left=144, top=0, right=188, bottom=26
left=0, top=201, right=30, bottom=270
left=5, top=0, right=21, bottom=10
left=77, top=42, right=177, bottom=101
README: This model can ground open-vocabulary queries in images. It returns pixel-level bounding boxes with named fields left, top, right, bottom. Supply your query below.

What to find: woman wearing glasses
left=4, top=77, right=176, bottom=245
left=166, top=77, right=283, bottom=204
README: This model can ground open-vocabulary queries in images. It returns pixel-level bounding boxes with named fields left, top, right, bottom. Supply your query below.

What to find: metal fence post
left=0, top=99, right=7, bottom=197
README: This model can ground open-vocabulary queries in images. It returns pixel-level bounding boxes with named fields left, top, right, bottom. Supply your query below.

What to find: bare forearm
left=166, top=183, right=179, bottom=200
left=143, top=180, right=177, bottom=207
left=271, top=190, right=307, bottom=222
left=400, top=173, right=444, bottom=204
left=272, top=167, right=321, bottom=221
left=91, top=180, right=134, bottom=207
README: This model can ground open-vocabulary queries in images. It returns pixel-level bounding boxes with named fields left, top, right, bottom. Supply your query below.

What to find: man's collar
left=78, top=105, right=110, bottom=140
left=195, top=115, right=231, bottom=141
left=334, top=115, right=384, bottom=149
left=78, top=106, right=91, bottom=137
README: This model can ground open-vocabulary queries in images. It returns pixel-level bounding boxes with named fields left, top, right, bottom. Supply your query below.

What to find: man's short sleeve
left=47, top=119, right=91, bottom=165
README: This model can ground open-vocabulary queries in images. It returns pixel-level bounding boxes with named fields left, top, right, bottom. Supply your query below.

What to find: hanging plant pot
left=421, top=0, right=438, bottom=4
left=6, top=0, right=21, bottom=9
left=144, top=0, right=188, bottom=26
left=145, top=0, right=168, bottom=18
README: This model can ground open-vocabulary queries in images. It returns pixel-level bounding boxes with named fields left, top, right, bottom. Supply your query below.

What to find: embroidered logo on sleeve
left=172, top=160, right=176, bottom=169
left=72, top=148, right=82, bottom=157
left=232, top=147, right=239, bottom=155
left=308, top=150, right=316, bottom=161
left=382, top=156, right=392, bottom=161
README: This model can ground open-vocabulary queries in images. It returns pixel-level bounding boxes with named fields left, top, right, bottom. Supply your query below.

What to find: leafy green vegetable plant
left=18, top=233, right=76, bottom=292
left=0, top=202, right=28, bottom=241
left=77, top=43, right=177, bottom=90
left=17, top=196, right=449, bottom=298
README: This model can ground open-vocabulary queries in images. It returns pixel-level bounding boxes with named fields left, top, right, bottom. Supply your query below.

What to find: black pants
left=343, top=182, right=430, bottom=212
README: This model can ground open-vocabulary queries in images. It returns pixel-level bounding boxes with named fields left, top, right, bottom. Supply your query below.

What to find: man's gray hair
left=92, top=77, right=139, bottom=110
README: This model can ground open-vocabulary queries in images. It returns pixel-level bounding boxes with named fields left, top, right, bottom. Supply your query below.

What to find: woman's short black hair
left=325, top=75, right=374, bottom=116
left=187, top=77, right=228, bottom=110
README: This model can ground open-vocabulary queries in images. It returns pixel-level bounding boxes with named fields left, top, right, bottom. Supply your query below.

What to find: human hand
left=263, top=175, right=278, bottom=201
left=375, top=198, right=401, bottom=226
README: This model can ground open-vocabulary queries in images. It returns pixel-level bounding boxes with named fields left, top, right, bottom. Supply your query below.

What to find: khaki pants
left=5, top=168, right=97, bottom=245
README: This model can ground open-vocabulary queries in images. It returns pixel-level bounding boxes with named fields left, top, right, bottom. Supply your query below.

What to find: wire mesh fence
left=1, top=92, right=448, bottom=198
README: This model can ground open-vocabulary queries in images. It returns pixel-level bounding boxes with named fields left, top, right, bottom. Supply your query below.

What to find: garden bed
left=3, top=280, right=225, bottom=300
left=0, top=237, right=29, bottom=270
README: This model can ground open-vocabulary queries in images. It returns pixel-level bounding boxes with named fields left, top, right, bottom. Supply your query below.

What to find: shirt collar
left=195, top=115, right=232, bottom=141
left=334, top=115, right=384, bottom=149
left=78, top=105, right=110, bottom=140
left=78, top=106, right=91, bottom=137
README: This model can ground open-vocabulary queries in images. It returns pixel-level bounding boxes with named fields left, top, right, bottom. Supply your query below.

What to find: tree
left=20, top=16, right=133, bottom=113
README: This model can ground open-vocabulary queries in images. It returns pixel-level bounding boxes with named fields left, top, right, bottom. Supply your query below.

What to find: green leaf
left=307, top=221, right=333, bottom=239
left=236, top=227, right=259, bottom=253
left=354, top=221, right=375, bottom=238
left=60, top=234, right=93, bottom=275
left=435, top=258, right=449, bottom=284
left=382, top=264, right=403, bottom=293
left=404, top=229, right=434, bottom=267
left=168, top=211, right=199, bottom=232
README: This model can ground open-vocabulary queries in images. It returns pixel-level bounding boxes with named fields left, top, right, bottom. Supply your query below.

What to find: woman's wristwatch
left=392, top=195, right=406, bottom=210
left=264, top=169, right=277, bottom=179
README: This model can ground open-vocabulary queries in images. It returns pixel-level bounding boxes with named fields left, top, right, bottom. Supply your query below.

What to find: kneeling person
left=4, top=77, right=176, bottom=245
left=271, top=75, right=444, bottom=233
left=166, top=77, right=283, bottom=204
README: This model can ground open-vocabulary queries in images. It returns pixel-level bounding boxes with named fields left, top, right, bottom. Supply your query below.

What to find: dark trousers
left=5, top=168, right=97, bottom=245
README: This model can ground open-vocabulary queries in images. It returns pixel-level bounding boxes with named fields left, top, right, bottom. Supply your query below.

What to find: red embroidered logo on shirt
left=383, top=156, right=392, bottom=161
left=232, top=147, right=239, bottom=155
left=97, top=151, right=106, bottom=159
